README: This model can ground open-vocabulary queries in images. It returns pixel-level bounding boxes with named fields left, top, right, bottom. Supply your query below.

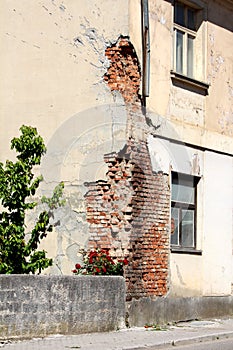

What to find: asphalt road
left=161, top=337, right=233, bottom=350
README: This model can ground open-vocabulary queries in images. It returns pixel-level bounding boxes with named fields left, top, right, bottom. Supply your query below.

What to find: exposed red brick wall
left=85, top=154, right=132, bottom=251
left=85, top=37, right=170, bottom=299
left=104, top=36, right=141, bottom=104
left=85, top=139, right=170, bottom=299
left=125, top=141, right=170, bottom=299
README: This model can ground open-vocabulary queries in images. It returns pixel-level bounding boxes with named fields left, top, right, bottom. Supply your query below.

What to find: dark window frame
left=173, top=0, right=198, bottom=79
left=171, top=0, right=210, bottom=95
left=171, top=171, right=201, bottom=254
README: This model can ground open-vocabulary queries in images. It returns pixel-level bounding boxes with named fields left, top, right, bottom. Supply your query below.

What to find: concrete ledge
left=0, top=275, right=126, bottom=339
left=127, top=296, right=233, bottom=327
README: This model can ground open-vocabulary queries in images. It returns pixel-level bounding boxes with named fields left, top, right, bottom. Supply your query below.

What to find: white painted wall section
left=202, top=152, right=233, bottom=295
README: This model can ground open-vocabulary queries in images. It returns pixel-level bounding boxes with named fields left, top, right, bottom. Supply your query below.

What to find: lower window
left=171, top=172, right=199, bottom=250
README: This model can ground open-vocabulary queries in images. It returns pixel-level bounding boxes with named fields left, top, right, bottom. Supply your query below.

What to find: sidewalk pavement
left=1, top=318, right=233, bottom=350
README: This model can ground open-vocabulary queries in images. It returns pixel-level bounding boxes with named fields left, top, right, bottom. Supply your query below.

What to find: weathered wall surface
left=0, top=0, right=232, bottom=302
left=1, top=274, right=233, bottom=339
left=0, top=275, right=125, bottom=338
left=0, top=0, right=129, bottom=160
left=129, top=0, right=233, bottom=154
left=83, top=36, right=170, bottom=298
left=0, top=0, right=171, bottom=299
left=202, top=152, right=233, bottom=296
left=86, top=139, right=170, bottom=299
left=206, top=0, right=233, bottom=137
left=127, top=296, right=233, bottom=327
left=0, top=0, right=131, bottom=276
left=148, top=134, right=233, bottom=297
left=129, top=0, right=233, bottom=297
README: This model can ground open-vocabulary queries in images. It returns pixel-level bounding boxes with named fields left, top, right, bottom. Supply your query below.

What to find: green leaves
left=11, top=125, right=46, bottom=166
left=41, top=182, right=66, bottom=210
left=0, top=125, right=64, bottom=274
left=25, top=251, right=53, bottom=274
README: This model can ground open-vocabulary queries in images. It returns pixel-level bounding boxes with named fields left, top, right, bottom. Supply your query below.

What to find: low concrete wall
left=127, top=296, right=233, bottom=327
left=0, top=275, right=125, bottom=339
left=1, top=275, right=233, bottom=338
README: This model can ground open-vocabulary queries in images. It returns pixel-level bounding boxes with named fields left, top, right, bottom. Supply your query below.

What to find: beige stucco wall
left=202, top=152, right=233, bottom=296
left=206, top=1, right=233, bottom=137
left=169, top=151, right=233, bottom=297
left=148, top=135, right=233, bottom=297
left=170, top=254, right=203, bottom=297
left=0, top=0, right=129, bottom=161
left=0, top=0, right=232, bottom=296
left=132, top=0, right=233, bottom=297
left=0, top=0, right=131, bottom=274
left=129, top=0, right=233, bottom=154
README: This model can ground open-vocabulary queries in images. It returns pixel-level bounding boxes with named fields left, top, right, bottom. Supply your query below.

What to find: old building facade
left=0, top=0, right=233, bottom=312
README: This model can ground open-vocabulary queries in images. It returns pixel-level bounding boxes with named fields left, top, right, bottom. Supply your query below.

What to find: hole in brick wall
left=85, top=140, right=170, bottom=298
left=104, top=36, right=141, bottom=104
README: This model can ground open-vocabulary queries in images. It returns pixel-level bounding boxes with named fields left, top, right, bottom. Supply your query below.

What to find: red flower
left=107, top=256, right=114, bottom=264
left=74, top=248, right=126, bottom=276
left=118, top=258, right=128, bottom=265
left=89, top=251, right=97, bottom=258
left=101, top=249, right=110, bottom=256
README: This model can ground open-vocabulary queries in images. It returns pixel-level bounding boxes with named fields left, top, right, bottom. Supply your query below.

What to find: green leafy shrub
left=0, top=125, right=65, bottom=274
left=72, top=249, right=128, bottom=276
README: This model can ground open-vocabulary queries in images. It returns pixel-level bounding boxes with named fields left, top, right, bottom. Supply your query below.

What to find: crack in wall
left=83, top=36, right=170, bottom=299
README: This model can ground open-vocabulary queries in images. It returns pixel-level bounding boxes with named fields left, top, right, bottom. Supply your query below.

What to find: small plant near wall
left=72, top=249, right=128, bottom=276
left=0, top=125, right=65, bottom=274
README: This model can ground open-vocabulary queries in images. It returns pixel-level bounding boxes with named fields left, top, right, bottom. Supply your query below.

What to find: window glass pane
left=174, top=3, right=185, bottom=26
left=181, top=210, right=194, bottom=247
left=176, top=30, right=183, bottom=74
left=171, top=207, right=179, bottom=245
left=187, top=35, right=194, bottom=77
left=172, top=182, right=195, bottom=204
left=187, top=8, right=195, bottom=30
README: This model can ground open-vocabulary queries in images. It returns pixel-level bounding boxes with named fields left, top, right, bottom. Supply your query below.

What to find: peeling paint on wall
left=83, top=36, right=170, bottom=299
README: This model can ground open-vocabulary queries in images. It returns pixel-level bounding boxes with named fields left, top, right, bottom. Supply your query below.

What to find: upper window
left=172, top=0, right=207, bottom=87
left=173, top=1, right=197, bottom=78
left=171, top=172, right=200, bottom=250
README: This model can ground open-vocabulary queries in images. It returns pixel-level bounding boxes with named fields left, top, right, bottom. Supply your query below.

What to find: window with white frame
left=171, top=172, right=199, bottom=249
left=173, top=0, right=205, bottom=81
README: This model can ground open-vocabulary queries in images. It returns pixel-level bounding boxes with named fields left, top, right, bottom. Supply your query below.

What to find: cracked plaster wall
left=128, top=0, right=233, bottom=297
left=206, top=1, right=233, bottom=137
left=1, top=1, right=169, bottom=290
left=129, top=0, right=233, bottom=153
left=0, top=0, right=232, bottom=298
left=0, top=0, right=131, bottom=275
left=0, top=0, right=129, bottom=160
left=84, top=36, right=170, bottom=298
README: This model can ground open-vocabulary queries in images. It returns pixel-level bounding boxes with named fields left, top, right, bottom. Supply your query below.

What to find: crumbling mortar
left=104, top=35, right=142, bottom=105
left=83, top=36, right=170, bottom=299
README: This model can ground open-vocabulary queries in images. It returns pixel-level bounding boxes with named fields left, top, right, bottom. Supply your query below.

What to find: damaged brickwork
left=85, top=140, right=170, bottom=299
left=85, top=37, right=170, bottom=299
left=104, top=36, right=141, bottom=104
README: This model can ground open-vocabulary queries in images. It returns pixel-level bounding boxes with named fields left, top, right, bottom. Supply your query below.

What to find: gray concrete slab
left=1, top=318, right=233, bottom=350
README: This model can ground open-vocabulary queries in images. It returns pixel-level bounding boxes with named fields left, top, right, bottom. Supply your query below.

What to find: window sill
left=171, top=71, right=210, bottom=95
left=171, top=247, right=202, bottom=255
